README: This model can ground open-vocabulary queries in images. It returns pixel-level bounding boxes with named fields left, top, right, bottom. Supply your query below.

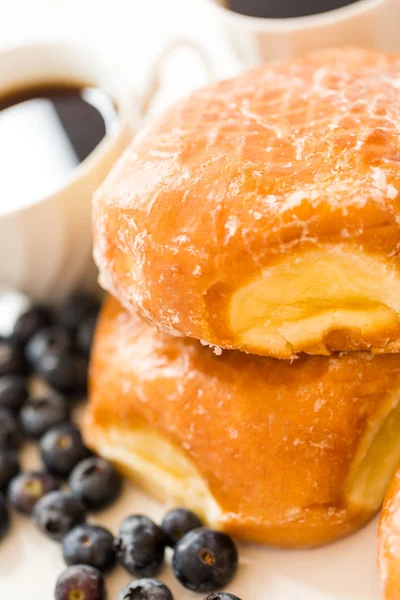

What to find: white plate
left=0, top=441, right=382, bottom=599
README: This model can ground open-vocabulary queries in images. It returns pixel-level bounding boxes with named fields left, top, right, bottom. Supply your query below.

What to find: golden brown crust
left=84, top=297, right=400, bottom=547
left=93, top=47, right=400, bottom=357
left=378, top=467, right=400, bottom=600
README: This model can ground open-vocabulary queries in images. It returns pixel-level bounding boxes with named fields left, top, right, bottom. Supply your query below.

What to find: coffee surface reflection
left=0, top=84, right=118, bottom=214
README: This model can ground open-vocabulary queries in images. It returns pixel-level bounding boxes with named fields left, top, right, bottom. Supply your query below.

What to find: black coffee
left=0, top=83, right=117, bottom=212
left=227, top=0, right=361, bottom=18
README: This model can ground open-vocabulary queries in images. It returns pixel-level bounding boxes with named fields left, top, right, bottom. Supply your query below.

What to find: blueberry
left=20, top=394, right=70, bottom=438
left=0, top=375, right=28, bottom=414
left=55, top=565, right=106, bottom=600
left=203, top=594, right=242, bottom=600
left=0, top=338, right=26, bottom=376
left=118, top=578, right=173, bottom=600
left=172, top=528, right=238, bottom=593
left=0, top=493, right=10, bottom=541
left=25, top=325, right=74, bottom=368
left=36, top=348, right=88, bottom=395
left=40, top=424, right=91, bottom=478
left=161, top=508, right=203, bottom=547
left=58, top=293, right=100, bottom=332
left=0, top=450, right=20, bottom=492
left=12, top=306, right=53, bottom=347
left=0, top=408, right=22, bottom=450
left=77, top=311, right=99, bottom=356
left=33, top=491, right=86, bottom=541
left=69, top=457, right=122, bottom=511
left=8, top=471, right=59, bottom=514
left=115, top=515, right=167, bottom=578
left=62, top=524, right=116, bottom=572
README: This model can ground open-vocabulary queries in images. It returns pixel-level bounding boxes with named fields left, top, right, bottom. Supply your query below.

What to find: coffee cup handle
left=138, top=39, right=216, bottom=120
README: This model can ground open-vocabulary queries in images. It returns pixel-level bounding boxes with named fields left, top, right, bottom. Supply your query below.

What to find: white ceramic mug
left=0, top=42, right=136, bottom=300
left=207, top=0, right=400, bottom=66
left=0, top=40, right=214, bottom=301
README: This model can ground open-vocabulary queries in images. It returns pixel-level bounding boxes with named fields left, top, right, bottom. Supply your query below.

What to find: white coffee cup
left=207, top=0, right=400, bottom=66
left=0, top=42, right=137, bottom=300
left=0, top=40, right=214, bottom=301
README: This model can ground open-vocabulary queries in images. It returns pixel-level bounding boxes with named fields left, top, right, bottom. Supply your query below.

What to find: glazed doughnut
left=378, top=465, right=400, bottom=599
left=84, top=297, right=400, bottom=547
left=93, top=47, right=400, bottom=359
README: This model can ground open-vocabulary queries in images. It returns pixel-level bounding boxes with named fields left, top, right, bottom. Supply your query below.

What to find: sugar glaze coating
left=85, top=298, right=400, bottom=547
left=93, top=47, right=400, bottom=357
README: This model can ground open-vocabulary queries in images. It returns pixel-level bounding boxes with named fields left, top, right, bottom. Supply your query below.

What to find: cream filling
left=89, top=425, right=222, bottom=527
left=228, top=248, right=400, bottom=356
left=347, top=390, right=400, bottom=513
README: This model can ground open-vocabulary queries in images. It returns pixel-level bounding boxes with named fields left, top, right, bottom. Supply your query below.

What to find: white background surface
left=0, top=1, right=384, bottom=598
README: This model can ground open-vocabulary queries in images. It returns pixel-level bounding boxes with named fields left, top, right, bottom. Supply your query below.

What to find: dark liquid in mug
left=0, top=83, right=118, bottom=212
left=227, top=0, right=361, bottom=18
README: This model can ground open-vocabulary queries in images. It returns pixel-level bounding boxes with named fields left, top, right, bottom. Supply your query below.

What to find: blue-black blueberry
left=20, top=394, right=70, bottom=438
left=33, top=491, right=86, bottom=541
left=0, top=450, right=20, bottom=492
left=69, top=457, right=122, bottom=511
left=0, top=374, right=28, bottom=414
left=0, top=408, right=22, bottom=450
left=172, top=528, right=238, bottom=593
left=76, top=311, right=99, bottom=356
left=161, top=508, right=203, bottom=547
left=55, top=564, right=106, bottom=600
left=8, top=470, right=59, bottom=514
left=0, top=338, right=26, bottom=376
left=62, top=524, right=116, bottom=572
left=57, top=293, right=100, bottom=332
left=40, top=423, right=90, bottom=478
left=35, top=348, right=88, bottom=396
left=117, top=578, right=174, bottom=600
left=115, top=515, right=167, bottom=578
left=25, top=325, right=73, bottom=368
left=203, top=594, right=242, bottom=600
left=12, top=306, right=53, bottom=347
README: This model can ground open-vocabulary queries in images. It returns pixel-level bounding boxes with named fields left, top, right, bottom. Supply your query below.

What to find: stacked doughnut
left=85, top=46, right=400, bottom=564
